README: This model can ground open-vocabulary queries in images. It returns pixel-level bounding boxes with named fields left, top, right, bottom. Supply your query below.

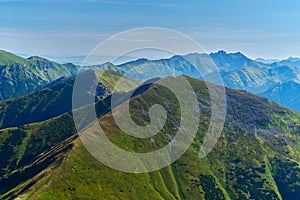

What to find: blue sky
left=0, top=0, right=300, bottom=59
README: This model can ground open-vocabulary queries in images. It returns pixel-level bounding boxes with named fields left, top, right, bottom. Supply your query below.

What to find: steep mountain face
left=217, top=65, right=299, bottom=94
left=0, top=70, right=140, bottom=195
left=109, top=50, right=272, bottom=80
left=262, top=81, right=300, bottom=112
left=0, top=50, right=78, bottom=100
left=93, top=50, right=300, bottom=112
left=209, top=50, right=266, bottom=72
left=117, top=56, right=204, bottom=80
left=2, top=50, right=299, bottom=112
left=1, top=75, right=300, bottom=200
left=0, top=69, right=139, bottom=129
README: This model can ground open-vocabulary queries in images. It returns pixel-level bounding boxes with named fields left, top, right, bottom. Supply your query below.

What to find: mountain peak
left=235, top=51, right=246, bottom=57
left=216, top=50, right=227, bottom=54
left=0, top=50, right=29, bottom=65
left=0, top=50, right=18, bottom=56
left=210, top=50, right=248, bottom=61
left=119, top=58, right=149, bottom=66
left=27, top=55, right=52, bottom=62
left=170, top=55, right=185, bottom=61
left=286, top=57, right=300, bottom=62
left=211, top=50, right=247, bottom=58
left=101, top=61, right=114, bottom=66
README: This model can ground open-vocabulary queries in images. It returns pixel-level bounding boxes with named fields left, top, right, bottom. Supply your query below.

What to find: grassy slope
left=1, top=76, right=300, bottom=199
left=0, top=69, right=140, bottom=130
left=0, top=51, right=78, bottom=100
left=0, top=70, right=140, bottom=194
left=0, top=51, right=30, bottom=66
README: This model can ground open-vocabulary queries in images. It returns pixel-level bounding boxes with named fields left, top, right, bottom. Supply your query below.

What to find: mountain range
left=2, top=50, right=300, bottom=111
left=0, top=50, right=79, bottom=101
left=1, top=50, right=300, bottom=199
left=0, top=75, right=299, bottom=199
left=0, top=69, right=139, bottom=130
left=92, top=50, right=300, bottom=111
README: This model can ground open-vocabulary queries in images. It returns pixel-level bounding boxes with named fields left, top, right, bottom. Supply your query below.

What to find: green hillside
left=0, top=50, right=78, bottom=100
left=1, top=76, right=300, bottom=199
left=0, top=69, right=139, bottom=129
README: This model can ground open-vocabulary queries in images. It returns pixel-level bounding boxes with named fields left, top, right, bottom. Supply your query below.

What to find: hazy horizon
left=1, top=0, right=300, bottom=60
left=0, top=48, right=295, bottom=66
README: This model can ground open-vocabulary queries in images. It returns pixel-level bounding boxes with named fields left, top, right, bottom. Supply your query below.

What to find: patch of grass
left=2, top=75, right=300, bottom=199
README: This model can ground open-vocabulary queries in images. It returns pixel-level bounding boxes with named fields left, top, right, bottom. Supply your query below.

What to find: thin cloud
left=0, top=28, right=109, bottom=39
left=0, top=0, right=176, bottom=7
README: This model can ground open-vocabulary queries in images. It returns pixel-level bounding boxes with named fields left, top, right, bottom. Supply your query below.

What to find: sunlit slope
left=1, top=76, right=300, bottom=199
left=0, top=69, right=139, bottom=129
left=0, top=50, right=78, bottom=100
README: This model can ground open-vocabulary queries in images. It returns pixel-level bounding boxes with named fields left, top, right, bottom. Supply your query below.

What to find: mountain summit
left=93, top=50, right=300, bottom=111
left=0, top=50, right=78, bottom=100
left=1, top=50, right=300, bottom=111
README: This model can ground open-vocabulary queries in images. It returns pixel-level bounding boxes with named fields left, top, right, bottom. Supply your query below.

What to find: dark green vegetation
left=2, top=50, right=300, bottom=112
left=0, top=75, right=300, bottom=199
left=0, top=69, right=139, bottom=129
left=0, top=92, right=112, bottom=197
left=0, top=50, right=78, bottom=100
